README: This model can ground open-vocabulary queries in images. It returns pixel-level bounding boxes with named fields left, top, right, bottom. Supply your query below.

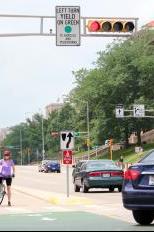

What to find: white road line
left=41, top=217, right=56, bottom=221
left=6, top=207, right=33, bottom=213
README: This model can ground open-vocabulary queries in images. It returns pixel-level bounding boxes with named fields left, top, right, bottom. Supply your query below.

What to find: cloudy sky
left=0, top=0, right=153, bottom=127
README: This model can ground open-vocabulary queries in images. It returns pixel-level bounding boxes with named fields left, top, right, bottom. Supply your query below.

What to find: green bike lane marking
left=0, top=212, right=154, bottom=231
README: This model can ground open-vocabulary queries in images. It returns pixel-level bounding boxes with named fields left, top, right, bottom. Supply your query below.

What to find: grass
left=100, top=143, right=154, bottom=163
left=75, top=143, right=154, bottom=163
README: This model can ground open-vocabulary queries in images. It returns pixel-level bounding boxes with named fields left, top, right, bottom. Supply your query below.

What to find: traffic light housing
left=87, top=19, right=135, bottom=33
left=109, top=139, right=113, bottom=146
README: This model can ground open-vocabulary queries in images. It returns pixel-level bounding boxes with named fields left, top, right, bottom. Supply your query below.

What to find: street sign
left=63, top=150, right=73, bottom=165
left=116, top=105, right=124, bottom=118
left=133, top=104, right=145, bottom=117
left=56, top=6, right=80, bottom=46
left=60, top=131, right=74, bottom=150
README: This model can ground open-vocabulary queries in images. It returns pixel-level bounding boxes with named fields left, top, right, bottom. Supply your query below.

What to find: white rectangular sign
left=60, top=131, right=74, bottom=150
left=133, top=104, right=145, bottom=117
left=56, top=6, right=80, bottom=46
left=116, top=105, right=124, bottom=118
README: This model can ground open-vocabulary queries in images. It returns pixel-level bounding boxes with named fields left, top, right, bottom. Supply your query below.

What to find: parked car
left=44, top=160, right=61, bottom=173
left=72, top=160, right=87, bottom=183
left=74, top=160, right=124, bottom=193
left=122, top=149, right=154, bottom=225
left=38, top=160, right=50, bottom=172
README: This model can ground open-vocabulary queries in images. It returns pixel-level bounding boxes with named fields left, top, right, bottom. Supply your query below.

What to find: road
left=0, top=165, right=154, bottom=231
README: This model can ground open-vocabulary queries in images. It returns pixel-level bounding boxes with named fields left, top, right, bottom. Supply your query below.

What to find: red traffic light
left=88, top=20, right=101, bottom=32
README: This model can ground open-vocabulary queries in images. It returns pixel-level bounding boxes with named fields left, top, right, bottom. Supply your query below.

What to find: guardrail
left=74, top=145, right=109, bottom=162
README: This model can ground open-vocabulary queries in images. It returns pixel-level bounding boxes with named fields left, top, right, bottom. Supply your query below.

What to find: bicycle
left=0, top=178, right=6, bottom=205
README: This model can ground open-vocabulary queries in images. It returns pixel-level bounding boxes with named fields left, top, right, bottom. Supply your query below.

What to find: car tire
left=57, top=170, right=61, bottom=173
left=109, top=187, right=115, bottom=192
left=132, top=210, right=154, bottom=225
left=82, top=180, right=89, bottom=193
left=74, top=184, right=80, bottom=192
left=118, top=186, right=122, bottom=192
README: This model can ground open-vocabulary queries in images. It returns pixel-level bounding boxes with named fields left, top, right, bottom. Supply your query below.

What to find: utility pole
left=20, top=129, right=23, bottom=165
left=87, top=101, right=90, bottom=160
left=40, top=109, right=45, bottom=161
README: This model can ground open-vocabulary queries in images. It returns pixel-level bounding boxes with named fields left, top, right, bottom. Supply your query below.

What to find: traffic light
left=87, top=19, right=135, bottom=33
left=108, top=139, right=113, bottom=146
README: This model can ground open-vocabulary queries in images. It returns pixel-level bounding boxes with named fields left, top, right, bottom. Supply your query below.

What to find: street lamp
left=25, top=111, right=45, bottom=161
left=39, top=108, right=45, bottom=161
left=20, top=128, right=23, bottom=165
left=72, top=99, right=90, bottom=160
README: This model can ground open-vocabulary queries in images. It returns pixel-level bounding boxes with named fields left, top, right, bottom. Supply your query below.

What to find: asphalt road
left=0, top=165, right=154, bottom=231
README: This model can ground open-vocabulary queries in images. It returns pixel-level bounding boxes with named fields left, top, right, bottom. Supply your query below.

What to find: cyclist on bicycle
left=0, top=150, right=15, bottom=206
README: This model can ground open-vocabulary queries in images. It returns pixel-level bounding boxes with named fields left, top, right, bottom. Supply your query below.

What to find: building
left=129, top=129, right=154, bottom=145
left=0, top=127, right=11, bottom=143
left=142, top=20, right=154, bottom=30
left=45, top=103, right=63, bottom=118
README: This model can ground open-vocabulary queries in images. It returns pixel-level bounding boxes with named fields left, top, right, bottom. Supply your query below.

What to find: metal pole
left=66, top=164, right=70, bottom=197
left=40, top=17, right=44, bottom=34
left=87, top=101, right=90, bottom=160
left=20, top=129, right=23, bottom=165
left=96, top=147, right=98, bottom=158
left=28, top=148, right=30, bottom=165
left=41, top=113, right=45, bottom=160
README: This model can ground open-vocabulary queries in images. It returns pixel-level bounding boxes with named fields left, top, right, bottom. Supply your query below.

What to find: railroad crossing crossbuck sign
left=133, top=104, right=145, bottom=117
left=60, top=131, right=74, bottom=150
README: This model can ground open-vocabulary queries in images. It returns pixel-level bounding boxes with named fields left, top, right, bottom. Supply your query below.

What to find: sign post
left=62, top=150, right=73, bottom=197
left=56, top=6, right=80, bottom=46
left=60, top=131, right=74, bottom=198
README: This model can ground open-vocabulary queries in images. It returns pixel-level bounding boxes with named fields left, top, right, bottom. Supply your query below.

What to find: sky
left=0, top=0, right=154, bottom=127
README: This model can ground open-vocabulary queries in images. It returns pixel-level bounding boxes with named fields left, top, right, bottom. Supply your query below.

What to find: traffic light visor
left=113, top=22, right=123, bottom=32
left=124, top=22, right=135, bottom=32
left=102, top=21, right=112, bottom=32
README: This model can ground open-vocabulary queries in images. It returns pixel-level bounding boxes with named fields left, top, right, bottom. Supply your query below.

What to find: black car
left=122, top=149, right=154, bottom=225
left=72, top=160, right=87, bottom=183
left=74, top=160, right=124, bottom=193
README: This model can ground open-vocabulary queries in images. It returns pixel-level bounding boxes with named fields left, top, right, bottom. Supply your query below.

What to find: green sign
left=74, top=132, right=80, bottom=137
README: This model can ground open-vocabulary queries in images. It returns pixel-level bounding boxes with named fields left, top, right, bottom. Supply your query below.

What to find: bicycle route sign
left=56, top=6, right=81, bottom=46
left=60, top=131, right=74, bottom=150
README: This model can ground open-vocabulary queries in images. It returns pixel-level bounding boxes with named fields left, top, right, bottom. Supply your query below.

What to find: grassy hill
left=99, top=143, right=154, bottom=163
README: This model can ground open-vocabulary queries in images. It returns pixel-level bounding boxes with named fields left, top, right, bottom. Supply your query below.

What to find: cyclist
left=0, top=150, right=15, bottom=206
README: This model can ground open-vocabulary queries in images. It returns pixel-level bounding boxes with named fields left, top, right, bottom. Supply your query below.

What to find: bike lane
left=0, top=211, right=154, bottom=231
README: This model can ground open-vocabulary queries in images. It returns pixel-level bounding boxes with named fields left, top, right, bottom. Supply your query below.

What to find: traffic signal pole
left=0, top=14, right=138, bottom=38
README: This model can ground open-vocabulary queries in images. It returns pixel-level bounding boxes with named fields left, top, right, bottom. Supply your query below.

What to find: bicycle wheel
left=0, top=184, right=6, bottom=205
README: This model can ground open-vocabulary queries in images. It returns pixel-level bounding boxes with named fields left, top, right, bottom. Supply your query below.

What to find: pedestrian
left=0, top=150, right=15, bottom=206
left=119, top=155, right=124, bottom=163
left=119, top=155, right=124, bottom=169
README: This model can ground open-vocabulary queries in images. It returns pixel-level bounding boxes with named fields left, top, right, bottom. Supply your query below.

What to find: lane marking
left=41, top=217, right=56, bottom=221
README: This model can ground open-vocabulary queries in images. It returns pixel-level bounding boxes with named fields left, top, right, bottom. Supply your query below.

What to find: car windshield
left=48, top=161, right=59, bottom=165
left=86, top=161, right=119, bottom=171
left=140, top=151, right=154, bottom=163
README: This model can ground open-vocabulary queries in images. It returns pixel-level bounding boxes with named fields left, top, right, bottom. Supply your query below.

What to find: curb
left=13, top=186, right=94, bottom=206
